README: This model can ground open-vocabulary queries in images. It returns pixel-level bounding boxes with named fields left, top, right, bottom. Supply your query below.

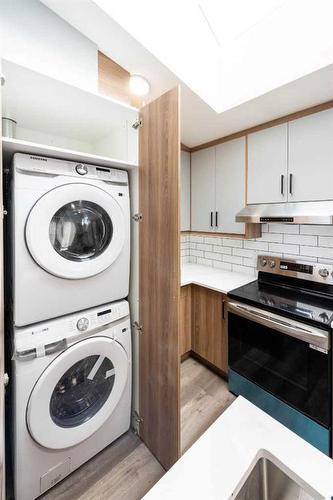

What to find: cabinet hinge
left=132, top=118, right=142, bottom=130
left=0, top=74, right=5, bottom=87
left=132, top=213, right=143, bottom=222
left=133, top=410, right=144, bottom=424
left=2, top=207, right=7, bottom=219
left=132, top=321, right=144, bottom=335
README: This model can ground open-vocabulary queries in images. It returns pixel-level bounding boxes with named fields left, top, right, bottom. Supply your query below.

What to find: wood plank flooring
left=41, top=358, right=235, bottom=500
left=181, top=357, right=236, bottom=452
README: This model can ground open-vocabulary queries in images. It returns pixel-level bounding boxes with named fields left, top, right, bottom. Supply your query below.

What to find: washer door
left=26, top=183, right=125, bottom=279
left=27, top=337, right=129, bottom=449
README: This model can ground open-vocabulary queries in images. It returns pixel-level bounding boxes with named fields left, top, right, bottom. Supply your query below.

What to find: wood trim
left=97, top=51, right=141, bottom=108
left=181, top=143, right=191, bottom=152
left=179, top=285, right=192, bottom=357
left=181, top=227, right=261, bottom=239
left=180, top=351, right=192, bottom=362
left=139, top=87, right=181, bottom=470
left=189, top=99, right=333, bottom=152
left=190, top=352, right=227, bottom=380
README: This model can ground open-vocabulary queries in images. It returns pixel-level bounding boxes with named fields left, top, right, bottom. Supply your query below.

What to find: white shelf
left=1, top=60, right=139, bottom=164
left=2, top=137, right=138, bottom=171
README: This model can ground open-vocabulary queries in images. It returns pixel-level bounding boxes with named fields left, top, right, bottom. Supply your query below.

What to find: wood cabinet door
left=192, top=286, right=227, bottom=373
left=181, top=151, right=191, bottom=231
left=288, top=108, right=333, bottom=202
left=139, top=87, right=180, bottom=470
left=191, top=147, right=215, bottom=232
left=247, top=124, right=288, bottom=204
left=179, top=286, right=192, bottom=357
left=215, top=137, right=245, bottom=234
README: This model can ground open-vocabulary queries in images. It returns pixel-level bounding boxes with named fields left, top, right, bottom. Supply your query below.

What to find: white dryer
left=11, top=153, right=130, bottom=326
left=13, top=300, right=131, bottom=500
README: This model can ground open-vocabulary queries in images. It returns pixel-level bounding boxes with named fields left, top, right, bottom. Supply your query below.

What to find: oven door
left=227, top=301, right=331, bottom=428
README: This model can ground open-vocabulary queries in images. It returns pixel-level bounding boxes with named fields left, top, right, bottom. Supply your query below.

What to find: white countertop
left=144, top=397, right=333, bottom=500
left=181, top=263, right=255, bottom=294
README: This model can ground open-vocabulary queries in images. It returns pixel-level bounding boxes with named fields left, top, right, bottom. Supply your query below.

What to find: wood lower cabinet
left=192, top=286, right=228, bottom=373
left=180, top=285, right=192, bottom=356
left=179, top=284, right=228, bottom=374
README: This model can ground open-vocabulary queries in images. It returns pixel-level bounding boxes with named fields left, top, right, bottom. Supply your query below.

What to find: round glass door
left=27, top=337, right=129, bottom=449
left=49, top=201, right=112, bottom=262
left=50, top=355, right=115, bottom=428
left=25, top=184, right=126, bottom=279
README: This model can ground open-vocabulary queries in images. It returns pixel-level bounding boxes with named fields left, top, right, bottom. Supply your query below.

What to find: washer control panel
left=14, top=153, right=128, bottom=185
left=14, top=300, right=130, bottom=353
left=258, top=255, right=333, bottom=284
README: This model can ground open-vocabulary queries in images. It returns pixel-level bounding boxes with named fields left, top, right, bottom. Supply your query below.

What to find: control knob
left=261, top=258, right=267, bottom=267
left=318, top=268, right=329, bottom=278
left=319, top=312, right=329, bottom=323
left=269, top=260, right=276, bottom=269
left=75, top=163, right=88, bottom=176
left=77, top=317, right=89, bottom=331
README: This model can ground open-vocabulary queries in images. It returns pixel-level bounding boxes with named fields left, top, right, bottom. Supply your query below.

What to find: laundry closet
left=0, top=46, right=181, bottom=498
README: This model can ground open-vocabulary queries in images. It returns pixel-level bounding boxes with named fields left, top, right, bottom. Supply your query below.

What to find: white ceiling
left=42, top=0, right=333, bottom=148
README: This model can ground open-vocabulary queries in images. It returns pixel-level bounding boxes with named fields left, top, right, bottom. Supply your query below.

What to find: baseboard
left=186, top=351, right=228, bottom=380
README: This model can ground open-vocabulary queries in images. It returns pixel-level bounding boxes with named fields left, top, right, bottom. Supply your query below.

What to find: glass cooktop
left=228, top=279, right=333, bottom=330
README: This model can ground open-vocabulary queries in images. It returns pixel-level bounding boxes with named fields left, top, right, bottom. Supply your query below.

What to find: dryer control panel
left=14, top=153, right=128, bottom=185
left=14, top=300, right=130, bottom=355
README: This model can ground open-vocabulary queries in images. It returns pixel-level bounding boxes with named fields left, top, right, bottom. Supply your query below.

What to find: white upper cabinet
left=191, top=147, right=215, bottom=231
left=288, top=108, right=333, bottom=202
left=181, top=151, right=191, bottom=231
left=247, top=124, right=288, bottom=204
left=215, top=137, right=245, bottom=234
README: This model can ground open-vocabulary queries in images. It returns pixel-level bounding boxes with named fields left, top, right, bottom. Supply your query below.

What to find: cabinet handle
left=215, top=211, right=218, bottom=228
left=280, top=174, right=284, bottom=195
left=210, top=211, right=213, bottom=228
left=289, top=173, right=293, bottom=195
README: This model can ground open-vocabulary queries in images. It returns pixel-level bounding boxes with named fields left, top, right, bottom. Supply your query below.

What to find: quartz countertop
left=181, top=263, right=255, bottom=294
left=144, top=396, right=333, bottom=500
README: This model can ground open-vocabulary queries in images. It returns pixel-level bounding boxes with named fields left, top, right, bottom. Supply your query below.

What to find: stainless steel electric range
left=227, top=255, right=333, bottom=455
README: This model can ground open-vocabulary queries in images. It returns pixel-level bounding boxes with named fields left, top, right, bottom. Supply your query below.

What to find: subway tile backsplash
left=181, top=224, right=333, bottom=275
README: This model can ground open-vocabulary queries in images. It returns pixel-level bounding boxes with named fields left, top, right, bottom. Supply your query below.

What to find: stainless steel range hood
left=236, top=201, right=333, bottom=224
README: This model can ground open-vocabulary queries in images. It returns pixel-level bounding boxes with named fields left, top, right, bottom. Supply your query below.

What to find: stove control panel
left=258, top=255, right=333, bottom=284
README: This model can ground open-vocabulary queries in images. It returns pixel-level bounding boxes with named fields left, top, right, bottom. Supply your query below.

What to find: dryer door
left=27, top=337, right=129, bottom=449
left=25, top=183, right=126, bottom=279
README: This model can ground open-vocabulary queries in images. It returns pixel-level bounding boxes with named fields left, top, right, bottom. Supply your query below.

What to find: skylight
left=94, top=0, right=333, bottom=113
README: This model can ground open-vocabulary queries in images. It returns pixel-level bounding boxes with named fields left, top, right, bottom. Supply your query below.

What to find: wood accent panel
left=190, top=99, right=333, bottom=152
left=139, top=87, right=181, bottom=470
left=98, top=51, right=141, bottom=108
left=181, top=227, right=261, bottom=239
left=180, top=285, right=192, bottom=356
left=181, top=143, right=191, bottom=152
left=192, top=286, right=228, bottom=373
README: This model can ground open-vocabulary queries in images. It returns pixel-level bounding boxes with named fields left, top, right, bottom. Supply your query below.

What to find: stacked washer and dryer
left=9, top=153, right=132, bottom=500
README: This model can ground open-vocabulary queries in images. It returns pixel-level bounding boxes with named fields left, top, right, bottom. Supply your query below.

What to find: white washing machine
left=12, top=300, right=132, bottom=500
left=11, top=153, right=130, bottom=326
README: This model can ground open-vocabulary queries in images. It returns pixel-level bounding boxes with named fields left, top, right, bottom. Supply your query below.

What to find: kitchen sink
left=234, top=456, right=316, bottom=500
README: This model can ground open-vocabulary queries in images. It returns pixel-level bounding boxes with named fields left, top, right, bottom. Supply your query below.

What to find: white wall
left=0, top=0, right=98, bottom=92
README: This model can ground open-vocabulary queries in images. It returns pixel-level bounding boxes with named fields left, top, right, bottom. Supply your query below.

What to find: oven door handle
left=227, top=301, right=329, bottom=350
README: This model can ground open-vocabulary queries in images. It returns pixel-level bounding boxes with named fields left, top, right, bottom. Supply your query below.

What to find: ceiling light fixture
left=129, top=74, right=150, bottom=96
